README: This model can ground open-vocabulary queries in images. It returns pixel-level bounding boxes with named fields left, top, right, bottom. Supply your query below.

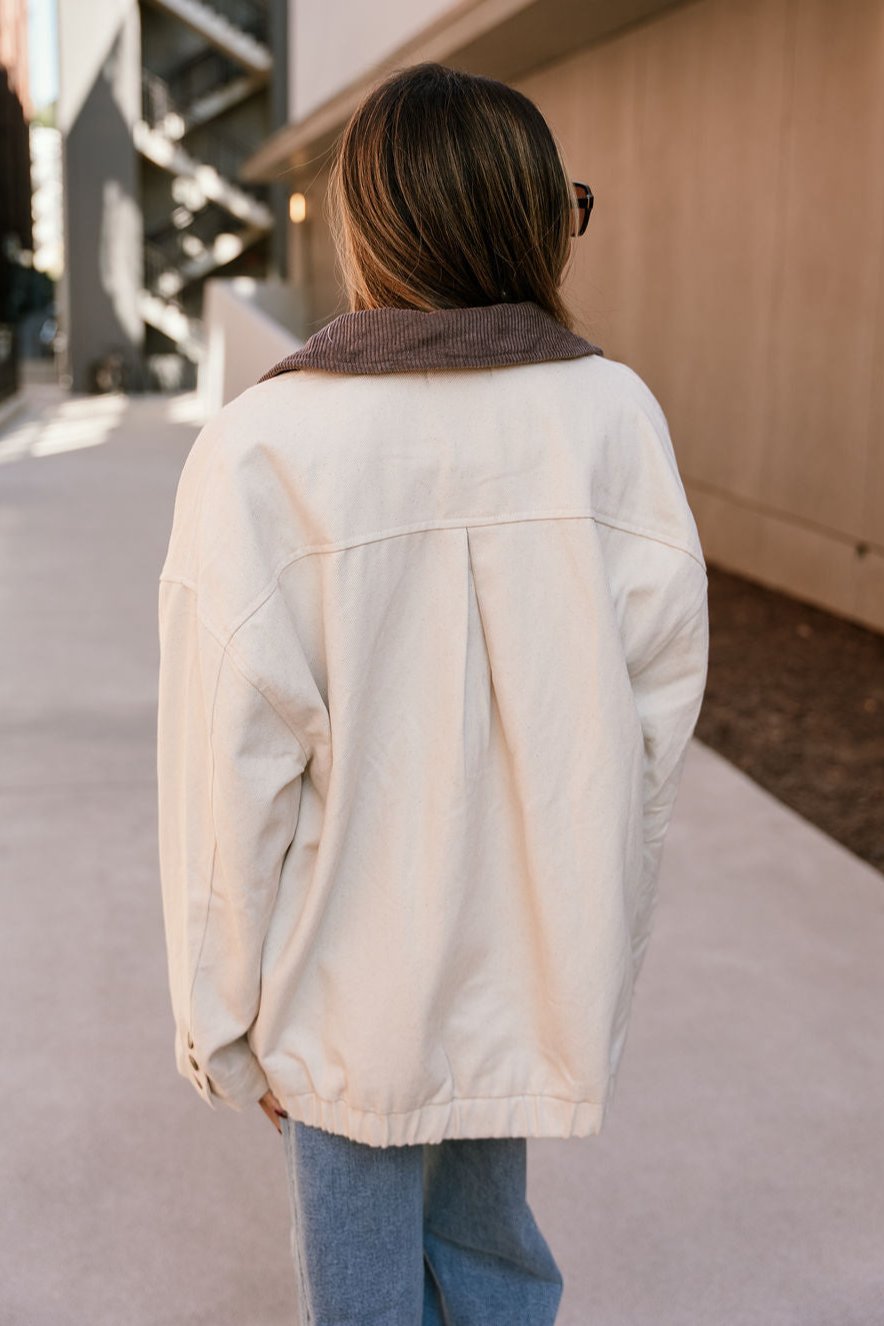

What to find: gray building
left=57, top=0, right=288, bottom=392
left=0, top=0, right=34, bottom=404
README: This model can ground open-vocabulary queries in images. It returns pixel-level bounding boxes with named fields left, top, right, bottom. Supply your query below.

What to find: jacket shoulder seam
left=631, top=578, right=709, bottom=685
left=674, top=581, right=710, bottom=633
left=588, top=512, right=706, bottom=572
left=168, top=585, right=311, bottom=764
left=200, top=612, right=312, bottom=766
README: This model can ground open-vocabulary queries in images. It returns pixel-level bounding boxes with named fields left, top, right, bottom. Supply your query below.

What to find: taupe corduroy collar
left=256, top=300, right=604, bottom=382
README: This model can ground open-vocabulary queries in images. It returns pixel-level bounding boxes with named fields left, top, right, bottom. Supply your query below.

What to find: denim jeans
left=281, top=1116, right=564, bottom=1325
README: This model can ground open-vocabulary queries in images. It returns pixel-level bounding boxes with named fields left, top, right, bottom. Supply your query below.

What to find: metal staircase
left=136, top=0, right=274, bottom=365
left=145, top=0, right=271, bottom=75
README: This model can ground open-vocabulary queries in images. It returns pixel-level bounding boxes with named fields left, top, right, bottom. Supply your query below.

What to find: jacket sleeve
left=628, top=576, right=709, bottom=985
left=156, top=578, right=308, bottom=1111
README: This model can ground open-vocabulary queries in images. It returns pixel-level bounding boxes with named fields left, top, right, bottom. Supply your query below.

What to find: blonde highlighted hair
left=326, top=62, right=578, bottom=330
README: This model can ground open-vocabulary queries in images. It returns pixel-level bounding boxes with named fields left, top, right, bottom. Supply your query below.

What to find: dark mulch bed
left=694, top=565, right=884, bottom=875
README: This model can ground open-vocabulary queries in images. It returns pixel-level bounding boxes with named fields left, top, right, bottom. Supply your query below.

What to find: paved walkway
left=1, top=380, right=882, bottom=1325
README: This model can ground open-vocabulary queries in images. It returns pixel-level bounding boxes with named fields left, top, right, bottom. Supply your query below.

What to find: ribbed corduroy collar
left=256, top=300, right=604, bottom=382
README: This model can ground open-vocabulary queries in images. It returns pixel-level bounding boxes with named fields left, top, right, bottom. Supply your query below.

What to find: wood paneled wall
left=519, top=0, right=884, bottom=630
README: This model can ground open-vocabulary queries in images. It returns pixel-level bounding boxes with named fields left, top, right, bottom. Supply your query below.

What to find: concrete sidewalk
left=1, top=385, right=882, bottom=1325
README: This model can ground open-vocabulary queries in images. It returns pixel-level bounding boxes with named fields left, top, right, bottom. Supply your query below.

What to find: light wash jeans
left=281, top=1115, right=564, bottom=1325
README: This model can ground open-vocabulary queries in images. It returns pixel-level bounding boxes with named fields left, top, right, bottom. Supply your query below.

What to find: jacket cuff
left=206, top=1051, right=271, bottom=1112
left=177, top=1029, right=270, bottom=1112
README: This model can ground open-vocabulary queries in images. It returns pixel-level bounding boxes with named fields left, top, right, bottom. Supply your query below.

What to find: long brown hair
left=326, top=62, right=578, bottom=330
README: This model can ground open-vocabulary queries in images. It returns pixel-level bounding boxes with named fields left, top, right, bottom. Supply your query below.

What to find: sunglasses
left=571, top=181, right=593, bottom=238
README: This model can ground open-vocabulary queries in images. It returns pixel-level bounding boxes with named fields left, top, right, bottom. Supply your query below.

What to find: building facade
left=0, top=0, right=34, bottom=403
left=57, top=0, right=289, bottom=392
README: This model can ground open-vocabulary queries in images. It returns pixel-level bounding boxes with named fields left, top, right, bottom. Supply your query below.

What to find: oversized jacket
left=156, top=299, right=709, bottom=1147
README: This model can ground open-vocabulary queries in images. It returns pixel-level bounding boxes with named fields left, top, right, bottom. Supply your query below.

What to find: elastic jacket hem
left=272, top=1088, right=608, bottom=1148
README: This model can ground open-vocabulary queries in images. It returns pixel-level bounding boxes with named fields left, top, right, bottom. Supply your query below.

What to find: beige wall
left=289, top=0, right=884, bottom=632
left=288, top=169, right=345, bottom=334
left=517, top=0, right=884, bottom=631
left=199, top=277, right=305, bottom=414
left=288, top=0, right=455, bottom=122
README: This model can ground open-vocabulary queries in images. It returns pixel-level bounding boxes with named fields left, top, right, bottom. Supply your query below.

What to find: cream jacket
left=156, top=301, right=709, bottom=1147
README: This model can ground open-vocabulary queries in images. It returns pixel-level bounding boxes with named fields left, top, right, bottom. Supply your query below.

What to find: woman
left=156, top=60, right=709, bottom=1325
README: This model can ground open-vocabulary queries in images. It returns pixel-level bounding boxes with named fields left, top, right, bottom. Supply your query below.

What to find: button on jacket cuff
left=177, top=1031, right=270, bottom=1112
